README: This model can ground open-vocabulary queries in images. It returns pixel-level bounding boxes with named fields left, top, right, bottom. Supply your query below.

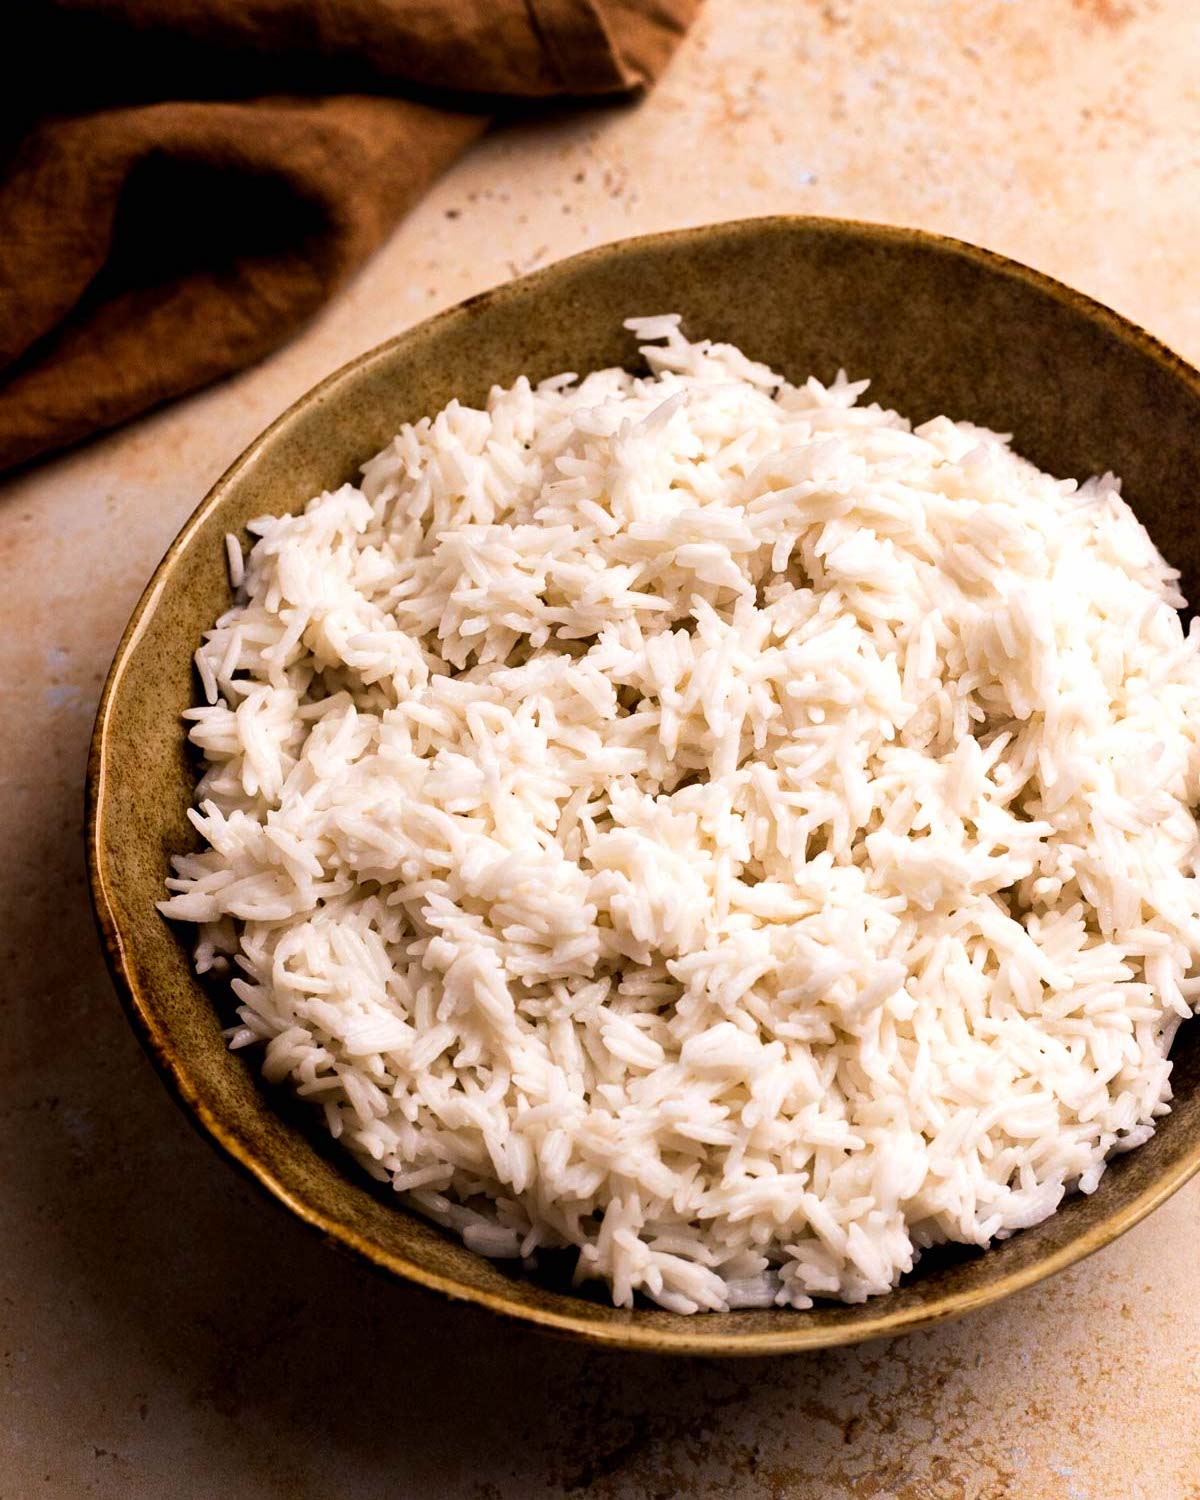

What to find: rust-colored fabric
left=0, top=0, right=698, bottom=473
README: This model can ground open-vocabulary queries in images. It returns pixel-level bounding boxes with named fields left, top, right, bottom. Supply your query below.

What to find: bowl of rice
left=87, top=217, right=1200, bottom=1354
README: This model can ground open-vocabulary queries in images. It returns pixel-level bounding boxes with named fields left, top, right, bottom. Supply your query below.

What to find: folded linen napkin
left=0, top=0, right=698, bottom=472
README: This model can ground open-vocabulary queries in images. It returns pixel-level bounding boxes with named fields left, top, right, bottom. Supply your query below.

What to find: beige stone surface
left=4, top=1, right=1200, bottom=1495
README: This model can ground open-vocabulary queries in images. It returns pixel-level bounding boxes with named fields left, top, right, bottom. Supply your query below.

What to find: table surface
left=4, top=2, right=1200, bottom=1496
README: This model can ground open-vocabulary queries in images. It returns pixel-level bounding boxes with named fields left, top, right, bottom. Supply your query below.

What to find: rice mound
left=161, top=317, right=1200, bottom=1312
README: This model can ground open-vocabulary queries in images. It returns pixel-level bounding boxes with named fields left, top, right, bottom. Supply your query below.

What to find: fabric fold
left=0, top=0, right=699, bottom=472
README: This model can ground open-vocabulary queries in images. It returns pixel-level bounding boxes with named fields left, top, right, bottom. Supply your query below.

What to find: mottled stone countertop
left=3, top=2, right=1200, bottom=1496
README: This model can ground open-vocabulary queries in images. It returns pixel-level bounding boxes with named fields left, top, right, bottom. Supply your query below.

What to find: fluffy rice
left=160, top=317, right=1200, bottom=1312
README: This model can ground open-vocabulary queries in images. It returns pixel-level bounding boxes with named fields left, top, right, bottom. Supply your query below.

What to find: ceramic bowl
left=87, top=217, right=1200, bottom=1355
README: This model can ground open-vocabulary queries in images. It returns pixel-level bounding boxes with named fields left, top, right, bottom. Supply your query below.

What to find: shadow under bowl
left=87, top=216, right=1200, bottom=1355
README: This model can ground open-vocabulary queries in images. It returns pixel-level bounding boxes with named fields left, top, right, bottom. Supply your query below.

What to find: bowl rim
left=86, top=213, right=1200, bottom=1356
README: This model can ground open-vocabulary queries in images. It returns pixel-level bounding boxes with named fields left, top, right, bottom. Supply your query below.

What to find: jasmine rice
left=160, top=318, right=1200, bottom=1312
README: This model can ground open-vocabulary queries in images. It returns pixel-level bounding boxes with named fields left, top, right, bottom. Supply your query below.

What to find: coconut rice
left=160, top=317, right=1200, bottom=1312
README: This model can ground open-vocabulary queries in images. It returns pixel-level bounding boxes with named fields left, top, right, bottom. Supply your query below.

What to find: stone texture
left=3, top=1, right=1200, bottom=1495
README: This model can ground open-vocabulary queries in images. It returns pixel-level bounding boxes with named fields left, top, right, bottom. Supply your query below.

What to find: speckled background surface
left=4, top=1, right=1200, bottom=1495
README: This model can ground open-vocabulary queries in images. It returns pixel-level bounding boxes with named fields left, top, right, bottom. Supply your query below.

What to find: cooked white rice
left=160, top=317, right=1200, bottom=1312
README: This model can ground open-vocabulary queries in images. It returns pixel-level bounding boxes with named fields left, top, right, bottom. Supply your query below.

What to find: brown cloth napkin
left=0, top=0, right=698, bottom=474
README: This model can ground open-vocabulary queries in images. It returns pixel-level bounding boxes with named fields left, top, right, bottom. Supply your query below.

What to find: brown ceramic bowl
left=87, top=217, right=1200, bottom=1355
